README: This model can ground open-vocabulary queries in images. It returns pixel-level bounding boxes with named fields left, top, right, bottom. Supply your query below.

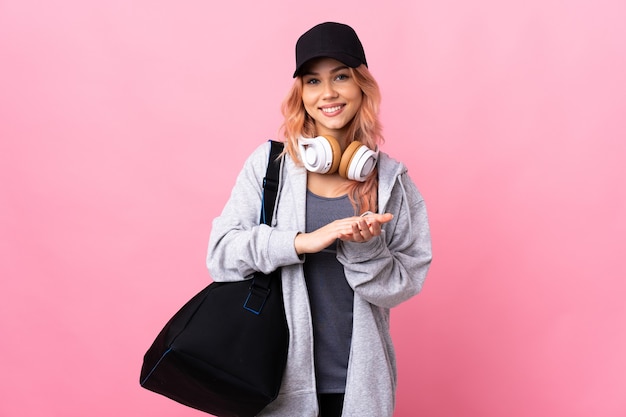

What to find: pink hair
left=279, top=65, right=384, bottom=214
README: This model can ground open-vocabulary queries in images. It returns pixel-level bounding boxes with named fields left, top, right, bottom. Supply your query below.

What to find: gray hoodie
left=207, top=141, right=432, bottom=416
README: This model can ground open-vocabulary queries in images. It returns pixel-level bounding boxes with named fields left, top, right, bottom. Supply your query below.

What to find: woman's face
left=301, top=57, right=363, bottom=144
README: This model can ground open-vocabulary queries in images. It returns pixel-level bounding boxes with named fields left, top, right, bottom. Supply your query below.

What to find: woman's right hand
left=294, top=213, right=393, bottom=255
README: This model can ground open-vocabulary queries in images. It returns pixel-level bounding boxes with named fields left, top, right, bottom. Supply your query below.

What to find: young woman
left=207, top=22, right=432, bottom=417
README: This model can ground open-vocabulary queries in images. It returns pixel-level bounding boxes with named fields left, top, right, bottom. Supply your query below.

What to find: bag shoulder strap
left=244, top=140, right=284, bottom=315
left=260, top=140, right=284, bottom=226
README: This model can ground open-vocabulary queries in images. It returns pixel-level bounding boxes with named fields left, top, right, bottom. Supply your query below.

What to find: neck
left=306, top=171, right=351, bottom=198
left=316, top=127, right=351, bottom=150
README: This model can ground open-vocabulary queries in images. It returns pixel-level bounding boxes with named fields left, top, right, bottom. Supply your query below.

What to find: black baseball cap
left=293, top=22, right=368, bottom=77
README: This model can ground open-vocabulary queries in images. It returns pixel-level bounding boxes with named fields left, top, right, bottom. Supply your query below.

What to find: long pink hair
left=279, top=64, right=384, bottom=214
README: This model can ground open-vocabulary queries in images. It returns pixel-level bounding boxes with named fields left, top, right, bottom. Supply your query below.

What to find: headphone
left=298, top=135, right=379, bottom=182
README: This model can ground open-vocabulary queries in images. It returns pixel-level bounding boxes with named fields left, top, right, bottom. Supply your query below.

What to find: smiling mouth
left=321, top=105, right=344, bottom=114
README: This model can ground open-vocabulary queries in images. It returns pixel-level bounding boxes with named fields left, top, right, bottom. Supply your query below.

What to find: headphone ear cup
left=338, top=141, right=365, bottom=179
left=322, top=135, right=342, bottom=174
left=338, top=141, right=378, bottom=181
left=299, top=135, right=342, bottom=174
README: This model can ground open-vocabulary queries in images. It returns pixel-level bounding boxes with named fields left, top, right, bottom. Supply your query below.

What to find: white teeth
left=322, top=105, right=342, bottom=113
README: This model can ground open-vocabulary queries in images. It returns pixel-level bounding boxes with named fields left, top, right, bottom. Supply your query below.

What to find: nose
left=322, top=81, right=338, bottom=99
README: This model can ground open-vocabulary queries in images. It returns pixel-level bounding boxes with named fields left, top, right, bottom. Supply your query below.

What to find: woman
left=207, top=22, right=432, bottom=417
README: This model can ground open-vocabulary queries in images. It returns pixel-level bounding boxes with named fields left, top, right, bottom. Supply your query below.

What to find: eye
left=304, top=77, right=320, bottom=85
left=335, top=73, right=349, bottom=81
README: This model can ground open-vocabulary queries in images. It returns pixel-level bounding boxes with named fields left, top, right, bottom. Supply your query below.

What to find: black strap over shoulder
left=260, top=140, right=284, bottom=226
left=245, top=140, right=284, bottom=315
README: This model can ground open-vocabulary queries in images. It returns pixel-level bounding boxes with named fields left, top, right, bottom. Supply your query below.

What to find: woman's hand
left=294, top=213, right=393, bottom=255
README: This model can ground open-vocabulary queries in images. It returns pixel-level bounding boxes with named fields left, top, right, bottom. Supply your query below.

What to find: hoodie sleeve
left=206, top=142, right=302, bottom=282
left=336, top=172, right=432, bottom=308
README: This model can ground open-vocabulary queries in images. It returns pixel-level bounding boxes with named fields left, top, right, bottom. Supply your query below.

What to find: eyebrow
left=302, top=65, right=350, bottom=77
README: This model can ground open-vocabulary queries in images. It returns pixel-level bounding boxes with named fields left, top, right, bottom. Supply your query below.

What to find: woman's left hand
left=338, top=212, right=393, bottom=243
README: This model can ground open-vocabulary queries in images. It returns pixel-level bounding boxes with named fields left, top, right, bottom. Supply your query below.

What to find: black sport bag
left=140, top=141, right=289, bottom=417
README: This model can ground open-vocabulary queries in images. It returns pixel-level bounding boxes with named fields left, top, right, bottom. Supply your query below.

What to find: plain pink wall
left=1, top=1, right=625, bottom=416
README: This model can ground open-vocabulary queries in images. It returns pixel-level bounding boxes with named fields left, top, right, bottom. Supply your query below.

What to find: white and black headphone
left=298, top=135, right=379, bottom=182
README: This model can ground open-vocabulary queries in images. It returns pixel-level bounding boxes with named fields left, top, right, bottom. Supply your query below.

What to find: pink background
left=1, top=0, right=625, bottom=416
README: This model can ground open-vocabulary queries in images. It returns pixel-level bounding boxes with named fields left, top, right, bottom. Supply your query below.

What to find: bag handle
left=244, top=140, right=284, bottom=315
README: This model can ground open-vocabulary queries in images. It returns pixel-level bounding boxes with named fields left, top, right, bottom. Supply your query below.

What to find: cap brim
left=293, top=52, right=363, bottom=77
